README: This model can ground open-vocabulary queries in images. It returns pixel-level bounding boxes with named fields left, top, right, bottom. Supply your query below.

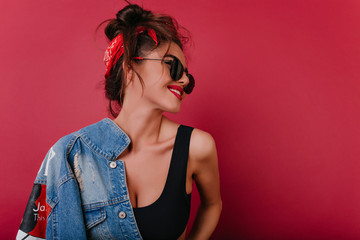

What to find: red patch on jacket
left=18, top=184, right=52, bottom=238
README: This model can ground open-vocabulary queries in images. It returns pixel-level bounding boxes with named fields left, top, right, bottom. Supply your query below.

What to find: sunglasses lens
left=168, top=56, right=195, bottom=94
left=170, top=57, right=184, bottom=81
left=184, top=74, right=195, bottom=94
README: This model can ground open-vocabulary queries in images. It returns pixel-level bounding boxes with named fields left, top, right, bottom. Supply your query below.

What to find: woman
left=16, top=3, right=222, bottom=240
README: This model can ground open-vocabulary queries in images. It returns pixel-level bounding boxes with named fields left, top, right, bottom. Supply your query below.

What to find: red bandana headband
left=104, top=26, right=158, bottom=78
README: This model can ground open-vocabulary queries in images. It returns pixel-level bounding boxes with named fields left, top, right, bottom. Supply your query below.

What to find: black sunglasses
left=133, top=55, right=195, bottom=94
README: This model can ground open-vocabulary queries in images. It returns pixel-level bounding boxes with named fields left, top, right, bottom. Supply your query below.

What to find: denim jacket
left=17, top=118, right=144, bottom=240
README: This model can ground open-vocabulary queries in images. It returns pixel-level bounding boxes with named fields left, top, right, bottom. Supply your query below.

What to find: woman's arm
left=187, top=129, right=223, bottom=240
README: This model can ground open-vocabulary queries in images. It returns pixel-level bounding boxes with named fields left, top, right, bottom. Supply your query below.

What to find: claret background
left=1, top=0, right=360, bottom=239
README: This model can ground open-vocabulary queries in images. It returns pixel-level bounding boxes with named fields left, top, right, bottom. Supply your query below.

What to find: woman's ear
left=123, top=62, right=134, bottom=86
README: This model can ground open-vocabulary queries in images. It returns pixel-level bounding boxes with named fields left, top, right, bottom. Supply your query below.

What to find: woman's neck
left=113, top=103, right=165, bottom=153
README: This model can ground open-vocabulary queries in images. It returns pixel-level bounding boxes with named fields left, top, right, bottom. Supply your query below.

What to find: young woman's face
left=126, top=42, right=191, bottom=113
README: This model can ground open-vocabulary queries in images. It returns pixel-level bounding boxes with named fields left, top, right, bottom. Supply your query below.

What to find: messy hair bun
left=98, top=3, right=190, bottom=118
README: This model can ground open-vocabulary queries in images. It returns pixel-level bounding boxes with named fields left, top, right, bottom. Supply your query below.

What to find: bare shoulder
left=189, top=128, right=221, bottom=206
left=162, top=116, right=218, bottom=163
left=189, top=128, right=218, bottom=175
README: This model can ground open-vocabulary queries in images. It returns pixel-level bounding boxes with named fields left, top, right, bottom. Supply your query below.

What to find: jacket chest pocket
left=84, top=206, right=113, bottom=240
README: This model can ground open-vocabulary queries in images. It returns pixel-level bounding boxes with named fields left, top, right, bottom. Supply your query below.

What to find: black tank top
left=132, top=125, right=193, bottom=240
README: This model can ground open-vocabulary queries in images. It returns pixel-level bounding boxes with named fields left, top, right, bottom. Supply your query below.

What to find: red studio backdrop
left=1, top=0, right=360, bottom=239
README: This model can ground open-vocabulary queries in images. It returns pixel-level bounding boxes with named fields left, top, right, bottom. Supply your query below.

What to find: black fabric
left=133, top=125, right=194, bottom=240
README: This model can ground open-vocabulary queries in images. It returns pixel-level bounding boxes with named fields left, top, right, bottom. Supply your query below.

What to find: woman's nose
left=178, top=73, right=190, bottom=87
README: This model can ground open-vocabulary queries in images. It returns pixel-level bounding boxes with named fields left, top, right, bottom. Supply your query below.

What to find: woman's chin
left=164, top=104, right=181, bottom=113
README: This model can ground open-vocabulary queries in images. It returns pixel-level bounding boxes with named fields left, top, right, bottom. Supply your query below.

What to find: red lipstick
left=167, top=85, right=184, bottom=100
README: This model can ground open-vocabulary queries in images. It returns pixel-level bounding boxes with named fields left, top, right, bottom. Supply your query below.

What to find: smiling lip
left=167, top=85, right=184, bottom=100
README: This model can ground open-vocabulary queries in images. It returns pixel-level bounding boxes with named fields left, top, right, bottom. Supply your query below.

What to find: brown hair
left=96, top=3, right=190, bottom=117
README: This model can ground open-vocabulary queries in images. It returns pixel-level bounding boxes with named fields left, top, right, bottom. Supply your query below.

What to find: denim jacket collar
left=77, top=118, right=131, bottom=161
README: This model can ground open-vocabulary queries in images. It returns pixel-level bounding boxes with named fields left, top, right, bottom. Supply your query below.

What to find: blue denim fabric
left=17, top=118, right=143, bottom=240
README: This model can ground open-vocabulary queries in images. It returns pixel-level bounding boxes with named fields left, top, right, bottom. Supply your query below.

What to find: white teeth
left=169, top=88, right=181, bottom=95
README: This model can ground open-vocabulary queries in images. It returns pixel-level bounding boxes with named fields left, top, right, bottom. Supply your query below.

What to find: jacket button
left=110, top=162, right=117, bottom=168
left=118, top=211, right=127, bottom=219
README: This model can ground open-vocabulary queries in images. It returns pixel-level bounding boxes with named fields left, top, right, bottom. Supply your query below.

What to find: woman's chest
left=119, top=139, right=193, bottom=209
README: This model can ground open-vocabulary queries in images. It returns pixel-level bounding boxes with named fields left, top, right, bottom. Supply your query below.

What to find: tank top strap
left=166, top=124, right=194, bottom=196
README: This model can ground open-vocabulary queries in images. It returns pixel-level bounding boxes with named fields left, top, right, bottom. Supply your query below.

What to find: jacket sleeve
left=16, top=135, right=87, bottom=240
